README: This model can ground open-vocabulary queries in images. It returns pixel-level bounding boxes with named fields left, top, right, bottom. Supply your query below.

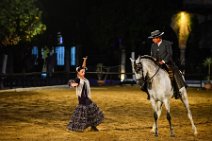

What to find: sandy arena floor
left=0, top=86, right=211, bottom=141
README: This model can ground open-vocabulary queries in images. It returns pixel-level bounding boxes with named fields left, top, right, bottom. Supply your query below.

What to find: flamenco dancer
left=67, top=57, right=104, bottom=132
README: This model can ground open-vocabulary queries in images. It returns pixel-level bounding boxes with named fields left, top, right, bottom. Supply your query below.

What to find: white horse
left=130, top=55, right=197, bottom=137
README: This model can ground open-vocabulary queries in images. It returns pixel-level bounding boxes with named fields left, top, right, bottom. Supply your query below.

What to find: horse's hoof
left=170, top=130, right=175, bottom=137
left=193, top=127, right=198, bottom=136
left=170, top=133, right=175, bottom=137
left=150, top=129, right=154, bottom=133
left=194, top=131, right=198, bottom=136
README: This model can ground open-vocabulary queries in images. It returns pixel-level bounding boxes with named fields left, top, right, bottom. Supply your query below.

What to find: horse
left=130, top=55, right=197, bottom=137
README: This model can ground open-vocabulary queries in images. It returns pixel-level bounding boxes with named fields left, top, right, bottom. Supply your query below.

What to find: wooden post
left=0, top=54, right=8, bottom=89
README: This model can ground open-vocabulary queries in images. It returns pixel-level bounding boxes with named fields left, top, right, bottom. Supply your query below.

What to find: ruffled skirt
left=67, top=102, right=104, bottom=132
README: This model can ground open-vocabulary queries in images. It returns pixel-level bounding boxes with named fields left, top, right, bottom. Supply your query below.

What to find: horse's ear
left=138, top=55, right=141, bottom=59
left=129, top=58, right=134, bottom=62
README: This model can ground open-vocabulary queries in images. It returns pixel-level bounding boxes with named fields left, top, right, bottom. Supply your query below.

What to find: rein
left=141, top=62, right=161, bottom=90
left=147, top=66, right=160, bottom=81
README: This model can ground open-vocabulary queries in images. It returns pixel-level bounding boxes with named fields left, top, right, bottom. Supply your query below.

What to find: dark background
left=1, top=0, right=212, bottom=75
left=37, top=0, right=182, bottom=66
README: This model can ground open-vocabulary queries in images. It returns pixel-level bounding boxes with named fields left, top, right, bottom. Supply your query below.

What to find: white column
left=2, top=54, right=8, bottom=74
left=120, top=49, right=126, bottom=82
left=131, top=52, right=136, bottom=80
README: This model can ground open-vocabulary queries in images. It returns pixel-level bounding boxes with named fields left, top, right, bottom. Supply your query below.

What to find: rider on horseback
left=142, top=29, right=187, bottom=100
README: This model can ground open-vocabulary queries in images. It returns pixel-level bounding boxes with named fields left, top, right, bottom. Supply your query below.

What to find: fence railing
left=0, top=71, right=132, bottom=89
left=0, top=71, right=205, bottom=89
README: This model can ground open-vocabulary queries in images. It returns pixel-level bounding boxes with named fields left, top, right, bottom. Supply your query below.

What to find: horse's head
left=130, top=57, right=146, bottom=87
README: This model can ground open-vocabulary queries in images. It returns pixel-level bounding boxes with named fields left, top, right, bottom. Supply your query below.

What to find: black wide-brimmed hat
left=148, top=30, right=164, bottom=39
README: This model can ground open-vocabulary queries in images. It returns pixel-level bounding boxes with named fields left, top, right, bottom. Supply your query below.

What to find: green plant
left=203, top=57, right=212, bottom=82
left=0, top=0, right=46, bottom=46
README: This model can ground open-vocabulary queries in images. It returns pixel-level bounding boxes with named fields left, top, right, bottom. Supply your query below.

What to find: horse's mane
left=138, top=55, right=159, bottom=66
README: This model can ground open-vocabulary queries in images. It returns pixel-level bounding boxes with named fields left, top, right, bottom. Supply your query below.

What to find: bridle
left=134, top=62, right=145, bottom=81
left=134, top=61, right=160, bottom=83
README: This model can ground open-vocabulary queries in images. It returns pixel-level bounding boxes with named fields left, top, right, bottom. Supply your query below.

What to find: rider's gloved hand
left=159, top=60, right=165, bottom=65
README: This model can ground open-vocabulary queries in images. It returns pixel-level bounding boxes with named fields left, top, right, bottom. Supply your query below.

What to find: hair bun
left=76, top=66, right=88, bottom=72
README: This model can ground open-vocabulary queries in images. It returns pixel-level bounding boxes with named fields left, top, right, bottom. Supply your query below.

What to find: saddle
left=161, top=64, right=186, bottom=90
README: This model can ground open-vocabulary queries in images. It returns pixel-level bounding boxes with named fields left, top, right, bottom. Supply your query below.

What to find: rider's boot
left=173, top=83, right=180, bottom=99
left=140, top=82, right=150, bottom=100
left=147, top=92, right=150, bottom=100
left=91, top=126, right=99, bottom=131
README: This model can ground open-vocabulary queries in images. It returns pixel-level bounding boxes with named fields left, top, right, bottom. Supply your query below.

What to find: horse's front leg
left=150, top=100, right=159, bottom=137
left=151, top=101, right=163, bottom=135
left=164, top=99, right=175, bottom=137
left=153, top=111, right=158, bottom=137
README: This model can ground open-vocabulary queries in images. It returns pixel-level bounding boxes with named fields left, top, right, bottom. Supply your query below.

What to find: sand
left=0, top=86, right=211, bottom=141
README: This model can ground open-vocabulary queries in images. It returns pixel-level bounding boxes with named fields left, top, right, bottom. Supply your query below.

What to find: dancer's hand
left=68, top=80, right=78, bottom=87
left=70, top=82, right=78, bottom=87
left=83, top=56, right=88, bottom=60
left=159, top=60, right=165, bottom=65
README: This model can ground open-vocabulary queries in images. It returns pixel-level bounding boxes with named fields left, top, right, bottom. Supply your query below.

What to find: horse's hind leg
left=180, top=87, right=198, bottom=136
left=164, top=99, right=175, bottom=137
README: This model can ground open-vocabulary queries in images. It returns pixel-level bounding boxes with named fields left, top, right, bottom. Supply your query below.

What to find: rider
left=145, top=29, right=186, bottom=99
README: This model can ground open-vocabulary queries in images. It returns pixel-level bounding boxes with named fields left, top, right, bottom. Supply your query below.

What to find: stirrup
left=174, top=91, right=181, bottom=99
left=147, top=95, right=150, bottom=100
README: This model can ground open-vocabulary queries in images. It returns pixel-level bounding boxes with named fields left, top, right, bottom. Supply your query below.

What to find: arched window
left=32, top=46, right=38, bottom=65
left=32, top=46, right=38, bottom=58
left=70, top=46, right=76, bottom=66
left=55, top=46, right=65, bottom=66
